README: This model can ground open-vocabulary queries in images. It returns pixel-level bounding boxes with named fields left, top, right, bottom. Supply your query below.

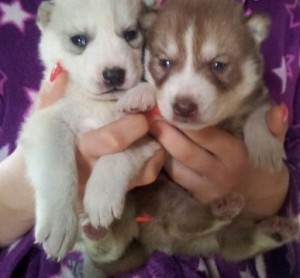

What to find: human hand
left=150, top=103, right=289, bottom=219
left=38, top=66, right=165, bottom=198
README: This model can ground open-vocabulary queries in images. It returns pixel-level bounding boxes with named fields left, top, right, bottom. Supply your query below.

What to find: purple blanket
left=0, top=0, right=299, bottom=277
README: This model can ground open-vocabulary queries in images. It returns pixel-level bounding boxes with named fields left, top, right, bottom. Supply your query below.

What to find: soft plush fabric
left=0, top=0, right=299, bottom=277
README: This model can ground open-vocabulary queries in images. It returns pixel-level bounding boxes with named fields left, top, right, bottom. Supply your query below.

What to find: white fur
left=20, top=0, right=159, bottom=259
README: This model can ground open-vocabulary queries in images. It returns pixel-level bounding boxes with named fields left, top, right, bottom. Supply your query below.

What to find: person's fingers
left=37, top=71, right=68, bottom=109
left=79, top=114, right=150, bottom=160
left=163, top=157, right=224, bottom=203
left=128, top=147, right=166, bottom=190
left=267, top=103, right=288, bottom=142
left=183, top=127, right=248, bottom=167
left=150, top=121, right=223, bottom=176
left=151, top=121, right=248, bottom=200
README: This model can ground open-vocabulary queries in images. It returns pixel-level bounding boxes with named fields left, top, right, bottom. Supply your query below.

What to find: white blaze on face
left=157, top=25, right=219, bottom=129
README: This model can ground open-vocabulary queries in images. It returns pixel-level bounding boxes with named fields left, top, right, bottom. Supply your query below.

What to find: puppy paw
left=211, top=193, right=244, bottom=222
left=84, top=183, right=126, bottom=228
left=258, top=216, right=299, bottom=243
left=243, top=105, right=286, bottom=172
left=35, top=209, right=78, bottom=259
left=80, top=217, right=107, bottom=240
left=117, top=83, right=156, bottom=114
left=247, top=136, right=285, bottom=172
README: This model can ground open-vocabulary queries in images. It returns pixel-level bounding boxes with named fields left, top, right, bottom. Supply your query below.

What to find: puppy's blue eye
left=159, top=59, right=172, bottom=69
left=71, top=35, right=88, bottom=48
left=123, top=30, right=138, bottom=42
left=211, top=61, right=227, bottom=72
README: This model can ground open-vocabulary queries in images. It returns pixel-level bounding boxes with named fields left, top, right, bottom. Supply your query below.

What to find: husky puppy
left=19, top=0, right=159, bottom=259
left=84, top=0, right=299, bottom=275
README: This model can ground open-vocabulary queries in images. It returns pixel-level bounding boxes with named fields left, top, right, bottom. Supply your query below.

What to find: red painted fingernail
left=135, top=213, right=153, bottom=223
left=155, top=0, right=166, bottom=9
left=50, top=62, right=62, bottom=82
left=279, top=103, right=289, bottom=123
left=145, top=105, right=161, bottom=124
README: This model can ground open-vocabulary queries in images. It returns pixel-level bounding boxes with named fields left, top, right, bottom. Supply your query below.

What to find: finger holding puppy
left=151, top=103, right=289, bottom=219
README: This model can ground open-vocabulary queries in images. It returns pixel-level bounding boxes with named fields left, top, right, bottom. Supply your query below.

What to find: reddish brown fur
left=82, top=1, right=296, bottom=275
left=147, top=0, right=263, bottom=93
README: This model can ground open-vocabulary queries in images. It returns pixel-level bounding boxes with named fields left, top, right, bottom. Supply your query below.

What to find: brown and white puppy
left=83, top=0, right=299, bottom=276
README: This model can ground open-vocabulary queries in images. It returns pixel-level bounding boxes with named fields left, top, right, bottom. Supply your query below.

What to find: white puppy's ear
left=246, top=14, right=271, bottom=44
left=36, top=0, right=55, bottom=30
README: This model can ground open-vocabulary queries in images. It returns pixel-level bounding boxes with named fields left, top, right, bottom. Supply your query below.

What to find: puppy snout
left=103, top=67, right=125, bottom=87
left=172, top=97, right=198, bottom=118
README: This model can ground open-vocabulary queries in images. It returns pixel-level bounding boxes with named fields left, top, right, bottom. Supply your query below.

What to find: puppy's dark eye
left=210, top=61, right=227, bottom=72
left=159, top=59, right=172, bottom=69
left=123, top=30, right=138, bottom=42
left=70, top=35, right=88, bottom=48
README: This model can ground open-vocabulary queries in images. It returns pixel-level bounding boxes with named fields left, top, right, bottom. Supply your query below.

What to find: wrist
left=0, top=147, right=35, bottom=246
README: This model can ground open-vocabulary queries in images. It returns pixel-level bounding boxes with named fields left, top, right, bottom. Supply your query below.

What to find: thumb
left=267, top=103, right=288, bottom=142
left=37, top=67, right=68, bottom=109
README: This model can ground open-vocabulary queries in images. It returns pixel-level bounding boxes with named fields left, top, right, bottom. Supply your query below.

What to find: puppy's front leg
left=20, top=107, right=78, bottom=259
left=117, top=82, right=156, bottom=114
left=244, top=103, right=286, bottom=172
left=84, top=137, right=160, bottom=228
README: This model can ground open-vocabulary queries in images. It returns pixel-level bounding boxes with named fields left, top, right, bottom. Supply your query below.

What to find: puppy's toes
left=36, top=211, right=78, bottom=259
left=211, top=193, right=244, bottom=222
left=84, top=186, right=126, bottom=228
left=258, top=216, right=299, bottom=243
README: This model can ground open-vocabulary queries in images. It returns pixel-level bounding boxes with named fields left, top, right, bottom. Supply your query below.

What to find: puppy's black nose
left=103, top=67, right=125, bottom=87
left=173, top=98, right=198, bottom=118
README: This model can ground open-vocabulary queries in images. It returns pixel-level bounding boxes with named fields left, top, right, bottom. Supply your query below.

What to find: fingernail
left=155, top=0, right=166, bottom=9
left=279, top=103, right=289, bottom=123
left=50, top=62, right=62, bottom=82
left=145, top=105, right=161, bottom=124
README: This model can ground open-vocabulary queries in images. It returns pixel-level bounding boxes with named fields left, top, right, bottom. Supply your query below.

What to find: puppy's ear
left=246, top=14, right=271, bottom=44
left=142, top=0, right=167, bottom=10
left=139, top=11, right=157, bottom=31
left=36, top=0, right=55, bottom=30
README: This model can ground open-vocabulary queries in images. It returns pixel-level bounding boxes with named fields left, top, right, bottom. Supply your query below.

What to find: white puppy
left=20, top=0, right=158, bottom=259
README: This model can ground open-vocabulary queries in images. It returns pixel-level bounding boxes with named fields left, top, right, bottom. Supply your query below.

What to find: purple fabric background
left=0, top=0, right=299, bottom=277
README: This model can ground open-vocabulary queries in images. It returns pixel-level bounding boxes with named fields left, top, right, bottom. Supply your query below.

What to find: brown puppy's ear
left=246, top=14, right=271, bottom=45
left=140, top=0, right=169, bottom=31
left=36, top=0, right=55, bottom=30
left=139, top=11, right=158, bottom=31
left=143, top=0, right=167, bottom=10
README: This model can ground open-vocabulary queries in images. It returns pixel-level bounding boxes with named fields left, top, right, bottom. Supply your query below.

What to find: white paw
left=243, top=104, right=286, bottom=172
left=117, top=83, right=156, bottom=114
left=35, top=209, right=78, bottom=259
left=247, top=136, right=285, bottom=172
left=84, top=182, right=126, bottom=229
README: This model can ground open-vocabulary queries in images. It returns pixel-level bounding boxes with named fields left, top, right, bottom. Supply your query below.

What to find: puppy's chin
left=171, top=121, right=208, bottom=131
left=161, top=112, right=208, bottom=131
left=84, top=90, right=126, bottom=101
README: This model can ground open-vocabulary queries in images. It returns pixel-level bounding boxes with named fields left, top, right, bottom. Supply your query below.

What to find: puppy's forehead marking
left=201, top=39, right=218, bottom=62
left=165, top=37, right=179, bottom=59
left=183, top=24, right=195, bottom=75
